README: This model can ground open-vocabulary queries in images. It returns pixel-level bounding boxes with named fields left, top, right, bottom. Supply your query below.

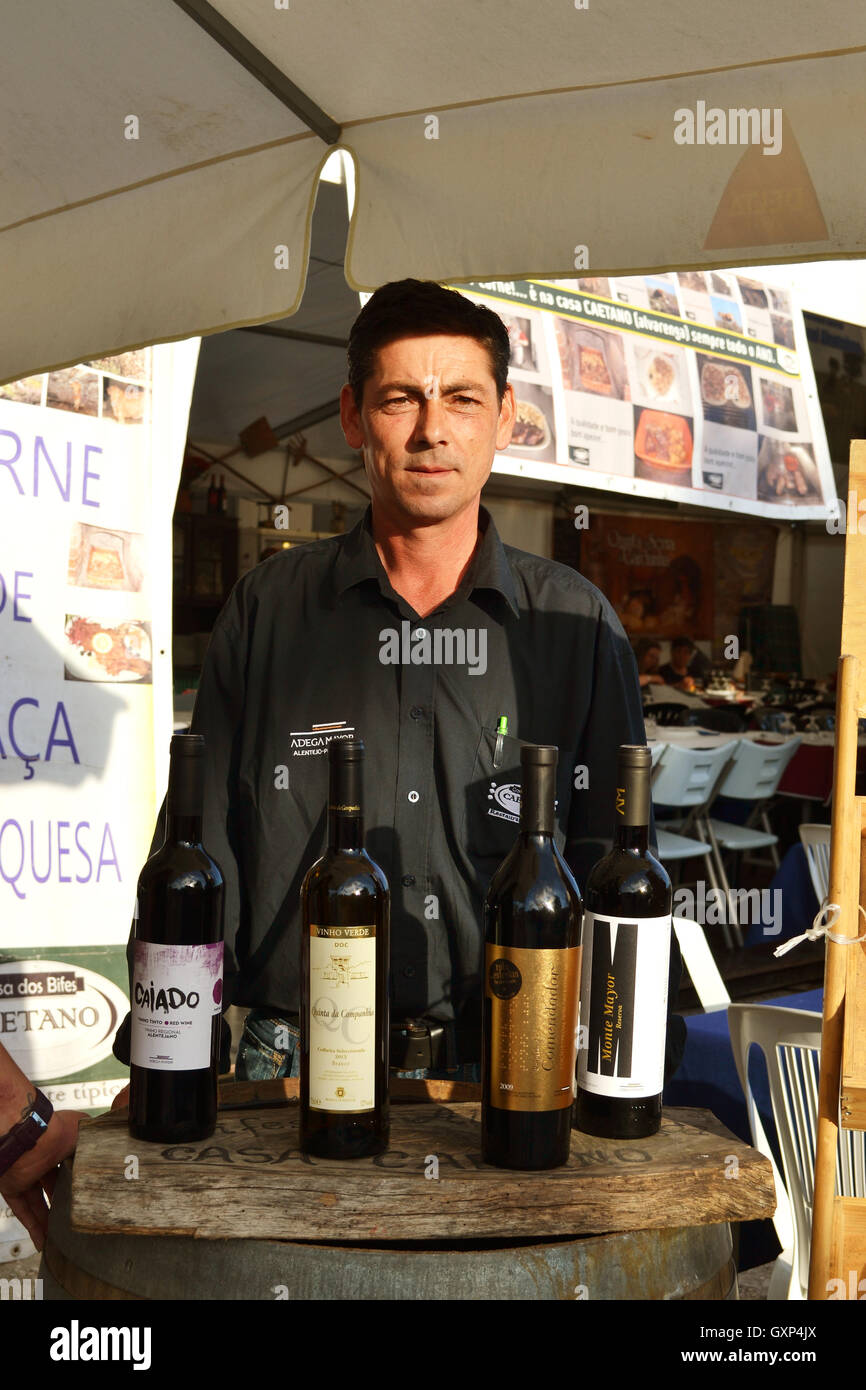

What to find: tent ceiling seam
left=0, top=131, right=319, bottom=237
left=337, top=42, right=866, bottom=128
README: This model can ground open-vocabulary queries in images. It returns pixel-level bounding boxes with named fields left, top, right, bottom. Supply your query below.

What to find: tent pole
left=172, top=0, right=341, bottom=145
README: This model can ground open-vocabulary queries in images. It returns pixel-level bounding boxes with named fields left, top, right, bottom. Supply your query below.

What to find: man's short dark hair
left=672, top=635, right=694, bottom=653
left=347, top=279, right=511, bottom=410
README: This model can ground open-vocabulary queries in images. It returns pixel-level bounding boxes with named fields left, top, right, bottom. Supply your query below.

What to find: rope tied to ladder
left=773, top=901, right=866, bottom=957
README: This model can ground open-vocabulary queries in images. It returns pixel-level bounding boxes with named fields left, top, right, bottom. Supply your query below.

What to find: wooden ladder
left=809, top=439, right=866, bottom=1299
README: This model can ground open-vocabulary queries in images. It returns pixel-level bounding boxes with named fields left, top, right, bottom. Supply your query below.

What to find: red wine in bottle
left=300, top=740, right=390, bottom=1158
left=129, top=734, right=225, bottom=1143
left=574, top=744, right=672, bottom=1140
left=482, top=744, right=582, bottom=1170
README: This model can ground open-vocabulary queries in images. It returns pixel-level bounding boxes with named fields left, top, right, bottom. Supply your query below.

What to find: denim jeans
left=235, top=1009, right=481, bottom=1083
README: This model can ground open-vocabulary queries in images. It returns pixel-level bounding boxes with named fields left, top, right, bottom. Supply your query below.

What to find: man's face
left=645, top=645, right=661, bottom=671
left=340, top=335, right=515, bottom=526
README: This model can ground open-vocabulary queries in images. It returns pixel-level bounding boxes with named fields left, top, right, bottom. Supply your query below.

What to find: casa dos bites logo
left=0, top=959, right=128, bottom=1081
left=487, top=781, right=521, bottom=824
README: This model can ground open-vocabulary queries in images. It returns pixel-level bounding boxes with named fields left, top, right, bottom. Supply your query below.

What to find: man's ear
left=340, top=382, right=364, bottom=450
left=495, top=383, right=516, bottom=451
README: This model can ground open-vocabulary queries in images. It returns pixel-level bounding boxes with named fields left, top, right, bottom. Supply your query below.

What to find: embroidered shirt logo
left=487, top=781, right=521, bottom=823
left=290, top=720, right=355, bottom=758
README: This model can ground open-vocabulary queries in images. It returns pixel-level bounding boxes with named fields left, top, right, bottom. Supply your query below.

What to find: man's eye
left=452, top=396, right=480, bottom=406
left=383, top=395, right=413, bottom=407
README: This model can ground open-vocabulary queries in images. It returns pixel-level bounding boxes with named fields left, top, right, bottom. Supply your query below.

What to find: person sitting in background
left=634, top=637, right=665, bottom=688
left=659, top=636, right=698, bottom=691
left=0, top=1042, right=80, bottom=1249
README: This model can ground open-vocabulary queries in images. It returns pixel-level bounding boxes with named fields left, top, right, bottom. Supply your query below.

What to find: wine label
left=309, top=925, right=376, bottom=1113
left=130, top=940, right=224, bottom=1072
left=577, top=912, right=671, bottom=1098
left=486, top=944, right=581, bottom=1111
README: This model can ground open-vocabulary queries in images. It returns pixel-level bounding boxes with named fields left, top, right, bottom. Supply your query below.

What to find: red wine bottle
left=300, top=740, right=390, bottom=1158
left=574, top=744, right=672, bottom=1140
left=482, top=744, right=582, bottom=1170
left=128, top=734, right=225, bottom=1142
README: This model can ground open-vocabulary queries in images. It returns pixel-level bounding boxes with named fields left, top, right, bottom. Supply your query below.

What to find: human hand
left=0, top=1110, right=81, bottom=1250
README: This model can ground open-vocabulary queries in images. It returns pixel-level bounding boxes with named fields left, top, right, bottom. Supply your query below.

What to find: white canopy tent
left=3, top=0, right=866, bottom=388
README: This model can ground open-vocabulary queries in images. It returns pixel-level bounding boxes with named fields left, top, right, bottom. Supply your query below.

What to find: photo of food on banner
left=555, top=320, right=629, bottom=399
left=632, top=404, right=695, bottom=487
left=697, top=352, right=757, bottom=433
left=504, top=381, right=557, bottom=461
left=756, top=437, right=822, bottom=503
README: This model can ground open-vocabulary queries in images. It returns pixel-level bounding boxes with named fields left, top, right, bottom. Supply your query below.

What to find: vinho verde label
left=309, top=924, right=376, bottom=1113
left=577, top=912, right=671, bottom=1097
left=485, top=944, right=580, bottom=1111
left=130, top=940, right=223, bottom=1071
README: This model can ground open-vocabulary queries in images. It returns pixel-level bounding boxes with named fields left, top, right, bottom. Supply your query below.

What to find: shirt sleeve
left=564, top=599, right=685, bottom=1084
left=112, top=589, right=248, bottom=1070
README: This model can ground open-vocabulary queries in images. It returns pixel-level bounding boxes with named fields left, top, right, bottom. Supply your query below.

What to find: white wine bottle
left=300, top=740, right=390, bottom=1158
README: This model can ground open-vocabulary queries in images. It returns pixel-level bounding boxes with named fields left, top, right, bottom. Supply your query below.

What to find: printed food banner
left=0, top=342, right=198, bottom=1257
left=455, top=272, right=836, bottom=520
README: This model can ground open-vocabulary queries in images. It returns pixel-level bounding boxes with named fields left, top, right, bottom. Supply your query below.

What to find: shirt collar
left=333, top=505, right=520, bottom=618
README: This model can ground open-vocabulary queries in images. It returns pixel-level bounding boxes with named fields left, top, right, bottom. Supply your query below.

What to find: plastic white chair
left=798, top=823, right=831, bottom=907
left=651, top=741, right=740, bottom=945
left=672, top=916, right=730, bottom=1013
left=703, top=736, right=802, bottom=865
left=699, top=737, right=802, bottom=941
left=728, top=1003, right=865, bottom=1301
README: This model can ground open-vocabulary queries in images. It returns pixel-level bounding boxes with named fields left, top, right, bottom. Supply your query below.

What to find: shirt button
left=410, top=706, right=424, bottom=720
left=415, top=628, right=429, bottom=640
left=403, top=965, right=416, bottom=979
left=407, top=790, right=420, bottom=803
left=401, top=875, right=415, bottom=887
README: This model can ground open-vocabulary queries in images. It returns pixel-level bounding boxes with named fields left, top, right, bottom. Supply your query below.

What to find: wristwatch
left=0, top=1089, right=54, bottom=1179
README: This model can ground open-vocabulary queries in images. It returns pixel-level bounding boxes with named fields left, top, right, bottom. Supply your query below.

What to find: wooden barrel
left=41, top=1161, right=736, bottom=1300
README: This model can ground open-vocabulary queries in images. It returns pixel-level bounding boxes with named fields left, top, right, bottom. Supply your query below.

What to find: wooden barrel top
left=69, top=1079, right=775, bottom=1243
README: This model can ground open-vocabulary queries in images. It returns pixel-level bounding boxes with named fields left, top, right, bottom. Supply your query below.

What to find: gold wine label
left=486, top=944, right=581, bottom=1112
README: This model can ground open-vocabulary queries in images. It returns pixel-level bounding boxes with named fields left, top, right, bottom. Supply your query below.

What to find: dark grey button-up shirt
left=115, top=505, right=683, bottom=1071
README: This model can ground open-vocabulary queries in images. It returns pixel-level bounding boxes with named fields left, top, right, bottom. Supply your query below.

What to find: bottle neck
left=327, top=751, right=364, bottom=853
left=329, top=809, right=364, bottom=853
left=613, top=757, right=651, bottom=854
left=166, top=811, right=203, bottom=846
left=520, top=761, right=555, bottom=837
left=165, top=751, right=205, bottom=845
left=614, top=822, right=649, bottom=853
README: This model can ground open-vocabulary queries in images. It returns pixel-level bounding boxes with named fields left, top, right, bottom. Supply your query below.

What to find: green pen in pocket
left=493, top=715, right=508, bottom=768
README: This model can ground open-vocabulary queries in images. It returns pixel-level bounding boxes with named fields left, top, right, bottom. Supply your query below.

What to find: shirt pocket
left=461, top=725, right=571, bottom=868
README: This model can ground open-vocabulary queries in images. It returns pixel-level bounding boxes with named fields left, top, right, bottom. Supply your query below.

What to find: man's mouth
left=406, top=465, right=453, bottom=475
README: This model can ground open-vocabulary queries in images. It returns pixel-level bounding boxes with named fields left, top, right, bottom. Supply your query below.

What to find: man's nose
left=413, top=395, right=449, bottom=444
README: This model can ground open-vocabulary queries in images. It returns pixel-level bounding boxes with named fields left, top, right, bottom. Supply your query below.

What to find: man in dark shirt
left=113, top=279, right=683, bottom=1083
left=659, top=636, right=699, bottom=690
